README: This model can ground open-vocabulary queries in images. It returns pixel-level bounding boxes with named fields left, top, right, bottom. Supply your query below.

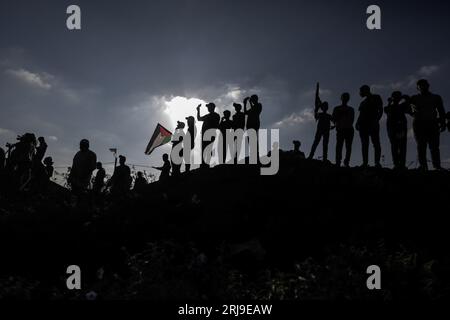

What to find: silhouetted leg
left=185, top=146, right=193, bottom=172
left=218, top=132, right=225, bottom=165
left=344, top=128, right=354, bottom=167
left=388, top=134, right=397, bottom=168
left=335, top=130, right=344, bottom=166
left=371, top=125, right=381, bottom=166
left=399, top=133, right=407, bottom=168
left=171, top=161, right=181, bottom=177
left=387, top=127, right=396, bottom=167
left=323, top=130, right=330, bottom=161
left=308, top=130, right=322, bottom=159
left=428, top=124, right=441, bottom=169
left=414, top=124, right=428, bottom=170
left=359, top=129, right=369, bottom=166
left=201, top=139, right=209, bottom=168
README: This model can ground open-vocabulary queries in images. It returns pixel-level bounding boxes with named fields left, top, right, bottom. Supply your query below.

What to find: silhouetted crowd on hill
left=0, top=79, right=449, bottom=196
left=308, top=79, right=448, bottom=170
left=152, top=94, right=263, bottom=177
left=0, top=134, right=54, bottom=193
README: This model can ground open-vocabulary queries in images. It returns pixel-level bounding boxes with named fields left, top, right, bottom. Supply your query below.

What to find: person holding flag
left=308, top=82, right=333, bottom=162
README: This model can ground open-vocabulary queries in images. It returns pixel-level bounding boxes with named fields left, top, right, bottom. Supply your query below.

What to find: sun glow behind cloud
left=163, top=96, right=206, bottom=128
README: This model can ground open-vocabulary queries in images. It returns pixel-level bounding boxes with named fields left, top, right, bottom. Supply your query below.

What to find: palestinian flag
left=145, top=123, right=172, bottom=155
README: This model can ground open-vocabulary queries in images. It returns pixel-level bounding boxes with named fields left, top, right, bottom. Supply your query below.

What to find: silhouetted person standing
left=110, top=155, right=131, bottom=195
left=292, top=140, right=306, bottom=159
left=232, top=103, right=245, bottom=130
left=33, top=136, right=48, bottom=186
left=93, top=162, right=106, bottom=194
left=133, top=171, right=147, bottom=193
left=385, top=91, right=411, bottom=169
left=219, top=110, right=233, bottom=163
left=231, top=103, right=245, bottom=163
left=309, top=85, right=332, bottom=161
left=244, top=95, right=263, bottom=160
left=8, top=133, right=37, bottom=191
left=244, top=95, right=262, bottom=131
left=197, top=103, right=220, bottom=167
left=410, top=79, right=446, bottom=170
left=0, top=147, right=5, bottom=173
left=220, top=110, right=233, bottom=131
left=171, top=121, right=185, bottom=177
left=69, top=139, right=97, bottom=194
left=185, top=116, right=196, bottom=172
left=43, top=157, right=54, bottom=180
left=153, top=153, right=171, bottom=182
left=447, top=112, right=450, bottom=132
left=35, top=137, right=47, bottom=164
left=356, top=85, right=383, bottom=168
left=332, top=93, right=355, bottom=167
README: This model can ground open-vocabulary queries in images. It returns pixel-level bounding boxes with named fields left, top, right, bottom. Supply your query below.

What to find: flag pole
left=109, top=148, right=118, bottom=173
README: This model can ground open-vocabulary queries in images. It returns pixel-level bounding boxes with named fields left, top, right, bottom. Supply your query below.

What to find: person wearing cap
left=410, top=79, right=446, bottom=170
left=171, top=121, right=185, bottom=177
left=68, top=139, right=97, bottom=194
left=231, top=103, right=245, bottom=164
left=197, top=103, right=220, bottom=167
left=219, top=110, right=233, bottom=163
left=185, top=116, right=196, bottom=172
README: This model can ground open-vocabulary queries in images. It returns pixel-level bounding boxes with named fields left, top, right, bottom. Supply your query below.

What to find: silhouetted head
left=162, top=153, right=169, bottom=162
left=185, top=116, right=195, bottom=126
left=176, top=121, right=185, bottom=130
left=80, top=139, right=90, bottom=151
left=137, top=171, right=143, bottom=178
left=19, top=133, right=37, bottom=145
left=359, top=85, right=371, bottom=98
left=38, top=136, right=46, bottom=144
left=250, top=95, right=259, bottom=104
left=417, top=79, right=430, bottom=94
left=341, top=92, right=350, bottom=104
left=321, top=102, right=329, bottom=112
left=96, top=162, right=102, bottom=169
left=43, top=156, right=53, bottom=166
left=391, top=91, right=402, bottom=104
left=119, top=155, right=126, bottom=165
left=293, top=140, right=301, bottom=151
left=233, top=103, right=242, bottom=112
left=206, top=103, right=216, bottom=113
left=223, top=110, right=231, bottom=119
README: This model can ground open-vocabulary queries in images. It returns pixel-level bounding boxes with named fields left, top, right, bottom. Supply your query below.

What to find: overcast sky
left=1, top=0, right=449, bottom=177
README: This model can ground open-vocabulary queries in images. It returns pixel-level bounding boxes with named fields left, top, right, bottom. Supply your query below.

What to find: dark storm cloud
left=1, top=0, right=450, bottom=172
